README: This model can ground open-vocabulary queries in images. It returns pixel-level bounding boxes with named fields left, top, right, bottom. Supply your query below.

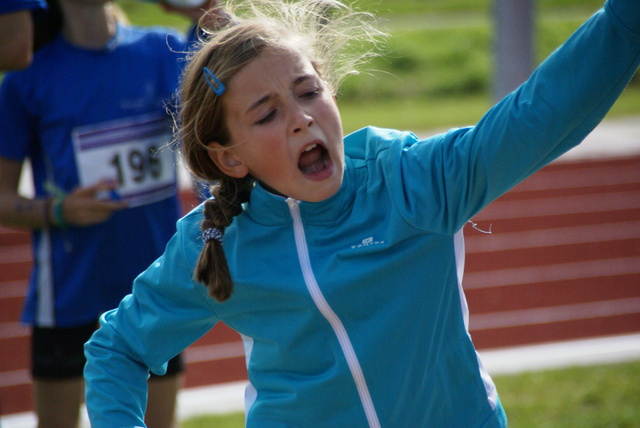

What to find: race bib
left=72, top=113, right=177, bottom=208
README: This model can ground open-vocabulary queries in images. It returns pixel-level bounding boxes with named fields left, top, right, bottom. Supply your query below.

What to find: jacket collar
left=243, top=157, right=357, bottom=227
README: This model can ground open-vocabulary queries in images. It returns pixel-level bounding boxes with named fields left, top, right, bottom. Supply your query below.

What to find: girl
left=84, top=0, right=640, bottom=426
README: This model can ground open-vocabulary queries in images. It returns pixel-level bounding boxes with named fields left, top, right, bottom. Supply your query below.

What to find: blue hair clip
left=203, top=67, right=226, bottom=96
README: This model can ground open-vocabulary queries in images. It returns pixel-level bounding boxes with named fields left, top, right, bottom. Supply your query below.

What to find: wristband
left=52, top=197, right=68, bottom=228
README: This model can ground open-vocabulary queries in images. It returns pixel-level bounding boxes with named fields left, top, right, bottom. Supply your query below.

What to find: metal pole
left=492, top=0, right=535, bottom=101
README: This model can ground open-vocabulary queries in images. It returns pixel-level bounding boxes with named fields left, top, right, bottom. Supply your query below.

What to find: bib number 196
left=109, top=146, right=163, bottom=186
left=73, top=114, right=176, bottom=207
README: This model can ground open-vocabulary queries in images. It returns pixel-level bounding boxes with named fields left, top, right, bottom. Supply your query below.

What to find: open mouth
left=298, top=143, right=330, bottom=176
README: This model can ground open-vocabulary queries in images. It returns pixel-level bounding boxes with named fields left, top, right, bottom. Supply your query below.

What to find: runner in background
left=0, top=0, right=220, bottom=427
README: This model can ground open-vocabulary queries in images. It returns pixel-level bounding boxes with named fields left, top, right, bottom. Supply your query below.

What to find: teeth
left=304, top=144, right=318, bottom=152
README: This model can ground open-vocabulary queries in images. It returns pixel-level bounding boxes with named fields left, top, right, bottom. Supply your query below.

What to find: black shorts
left=31, top=321, right=184, bottom=379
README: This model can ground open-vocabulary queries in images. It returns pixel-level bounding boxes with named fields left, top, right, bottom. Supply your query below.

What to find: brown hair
left=178, top=0, right=384, bottom=301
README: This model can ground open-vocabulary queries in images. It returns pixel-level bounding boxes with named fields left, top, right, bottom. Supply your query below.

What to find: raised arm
left=394, top=0, right=640, bottom=234
left=470, top=0, right=640, bottom=191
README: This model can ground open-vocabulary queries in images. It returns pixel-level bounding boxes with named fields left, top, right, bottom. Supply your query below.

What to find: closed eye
left=300, top=89, right=320, bottom=99
left=256, top=109, right=276, bottom=125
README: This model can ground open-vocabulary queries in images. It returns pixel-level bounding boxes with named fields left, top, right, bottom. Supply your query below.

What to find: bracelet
left=52, top=197, right=68, bottom=228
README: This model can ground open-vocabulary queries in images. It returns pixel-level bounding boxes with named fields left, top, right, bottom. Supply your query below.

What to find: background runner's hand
left=62, top=179, right=128, bottom=226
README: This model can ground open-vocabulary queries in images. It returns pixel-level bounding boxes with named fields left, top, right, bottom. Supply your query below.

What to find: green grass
left=119, top=0, right=608, bottom=21
left=338, top=93, right=491, bottom=134
left=183, top=412, right=245, bottom=428
left=338, top=86, right=640, bottom=135
left=182, top=360, right=640, bottom=428
left=348, top=0, right=606, bottom=16
left=496, top=360, right=640, bottom=428
left=119, top=0, right=192, bottom=29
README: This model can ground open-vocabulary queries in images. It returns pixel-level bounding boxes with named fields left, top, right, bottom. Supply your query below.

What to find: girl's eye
left=256, top=110, right=276, bottom=125
left=301, top=88, right=321, bottom=99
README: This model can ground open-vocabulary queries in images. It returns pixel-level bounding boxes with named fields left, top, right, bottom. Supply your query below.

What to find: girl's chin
left=259, top=163, right=343, bottom=202
left=302, top=169, right=344, bottom=202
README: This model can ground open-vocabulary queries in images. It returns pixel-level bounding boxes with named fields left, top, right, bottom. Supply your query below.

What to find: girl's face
left=208, top=45, right=344, bottom=203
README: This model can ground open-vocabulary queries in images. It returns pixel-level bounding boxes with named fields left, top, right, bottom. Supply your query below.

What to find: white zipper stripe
left=286, top=198, right=381, bottom=428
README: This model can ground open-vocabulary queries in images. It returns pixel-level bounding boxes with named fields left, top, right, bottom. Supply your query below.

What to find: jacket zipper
left=286, top=198, right=381, bottom=428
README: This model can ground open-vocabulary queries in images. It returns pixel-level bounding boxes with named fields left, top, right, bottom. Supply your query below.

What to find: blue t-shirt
left=0, top=24, right=187, bottom=327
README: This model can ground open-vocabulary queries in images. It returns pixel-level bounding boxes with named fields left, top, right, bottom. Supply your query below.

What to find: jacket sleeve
left=389, top=0, right=640, bottom=234
left=84, top=216, right=219, bottom=428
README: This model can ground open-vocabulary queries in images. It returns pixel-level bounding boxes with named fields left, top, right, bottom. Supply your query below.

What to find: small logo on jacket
left=351, top=237, right=385, bottom=249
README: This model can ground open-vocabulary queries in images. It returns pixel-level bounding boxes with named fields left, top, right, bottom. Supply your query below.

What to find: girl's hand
left=61, top=180, right=128, bottom=226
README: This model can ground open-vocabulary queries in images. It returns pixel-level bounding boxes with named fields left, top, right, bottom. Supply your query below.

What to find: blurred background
left=1, top=0, right=639, bottom=427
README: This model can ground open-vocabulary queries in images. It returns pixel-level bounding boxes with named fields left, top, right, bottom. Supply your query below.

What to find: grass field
left=496, top=360, right=640, bottom=428
left=181, top=360, right=640, bottom=427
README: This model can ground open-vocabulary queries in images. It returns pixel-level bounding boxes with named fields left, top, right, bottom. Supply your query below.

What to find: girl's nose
left=291, top=108, right=314, bottom=134
left=293, top=119, right=314, bottom=134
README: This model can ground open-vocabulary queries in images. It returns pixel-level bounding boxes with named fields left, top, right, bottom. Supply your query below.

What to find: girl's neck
left=59, top=0, right=118, bottom=49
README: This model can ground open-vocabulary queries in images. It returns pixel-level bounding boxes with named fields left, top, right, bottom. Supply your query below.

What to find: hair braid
left=194, top=176, right=254, bottom=301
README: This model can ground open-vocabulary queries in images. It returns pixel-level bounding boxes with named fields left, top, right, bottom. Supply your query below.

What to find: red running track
left=1, top=156, right=639, bottom=415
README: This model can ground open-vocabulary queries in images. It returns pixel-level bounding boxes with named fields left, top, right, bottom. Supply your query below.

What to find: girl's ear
left=207, top=142, right=249, bottom=178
